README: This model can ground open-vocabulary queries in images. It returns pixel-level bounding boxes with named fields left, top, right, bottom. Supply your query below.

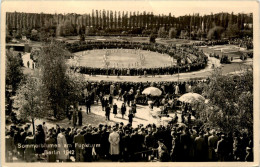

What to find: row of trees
left=6, top=11, right=253, bottom=38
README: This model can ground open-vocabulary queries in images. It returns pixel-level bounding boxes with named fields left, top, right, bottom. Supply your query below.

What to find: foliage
left=85, top=27, right=96, bottom=36
left=169, top=28, right=177, bottom=39
left=65, top=70, right=85, bottom=105
left=191, top=82, right=207, bottom=95
left=14, top=76, right=51, bottom=134
left=157, top=27, right=168, bottom=38
left=226, top=24, right=240, bottom=38
left=194, top=68, right=253, bottom=136
left=5, top=50, right=24, bottom=92
left=149, top=33, right=156, bottom=43
left=179, top=30, right=189, bottom=39
left=80, top=34, right=85, bottom=42
left=30, top=49, right=40, bottom=62
left=37, top=42, right=85, bottom=118
left=6, top=12, right=253, bottom=39
left=37, top=42, right=71, bottom=118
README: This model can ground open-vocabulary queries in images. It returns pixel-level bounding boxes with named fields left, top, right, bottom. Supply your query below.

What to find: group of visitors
left=78, top=79, right=208, bottom=106
left=77, top=62, right=207, bottom=76
left=6, top=120, right=253, bottom=162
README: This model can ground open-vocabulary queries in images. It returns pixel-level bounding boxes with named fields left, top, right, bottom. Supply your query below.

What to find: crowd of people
left=6, top=119, right=253, bottom=162
left=77, top=79, right=208, bottom=106
left=5, top=77, right=254, bottom=163
left=64, top=79, right=204, bottom=130
left=66, top=41, right=208, bottom=76
left=5, top=37, right=254, bottom=163
left=76, top=62, right=207, bottom=76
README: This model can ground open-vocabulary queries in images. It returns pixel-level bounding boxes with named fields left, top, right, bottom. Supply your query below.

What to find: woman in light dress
left=57, top=128, right=69, bottom=162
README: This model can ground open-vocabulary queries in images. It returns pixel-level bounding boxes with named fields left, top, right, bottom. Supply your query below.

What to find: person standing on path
left=73, top=110, right=78, bottom=127
left=121, top=103, right=126, bottom=119
left=86, top=97, right=91, bottom=114
left=78, top=108, right=83, bottom=126
left=109, top=94, right=113, bottom=107
left=128, top=111, right=134, bottom=126
left=131, top=102, right=137, bottom=117
left=113, top=103, right=118, bottom=118
left=105, top=104, right=111, bottom=121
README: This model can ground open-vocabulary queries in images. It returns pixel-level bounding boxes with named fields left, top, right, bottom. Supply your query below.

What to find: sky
left=2, top=1, right=257, bottom=16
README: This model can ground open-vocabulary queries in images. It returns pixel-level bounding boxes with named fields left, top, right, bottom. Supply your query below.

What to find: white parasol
left=178, top=93, right=205, bottom=104
left=142, top=87, right=162, bottom=96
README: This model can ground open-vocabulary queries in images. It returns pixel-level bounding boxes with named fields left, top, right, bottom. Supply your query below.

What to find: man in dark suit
left=78, top=108, right=83, bottom=126
left=128, top=112, right=134, bottom=126
left=180, top=128, right=192, bottom=161
left=130, top=129, right=139, bottom=161
left=86, top=96, right=91, bottom=114
left=208, top=130, right=219, bottom=161
left=74, top=129, right=85, bottom=162
left=105, top=104, right=111, bottom=121
left=194, top=131, right=207, bottom=161
left=83, top=129, right=93, bottom=162
left=144, top=131, right=155, bottom=161
left=100, top=127, right=110, bottom=158
left=121, top=130, right=131, bottom=161
left=92, top=128, right=101, bottom=161
left=216, top=135, right=227, bottom=161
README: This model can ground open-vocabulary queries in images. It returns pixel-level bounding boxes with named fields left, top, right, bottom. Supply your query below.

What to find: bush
left=169, top=28, right=177, bottom=39
left=158, top=27, right=168, bottom=38
left=149, top=34, right=156, bottom=43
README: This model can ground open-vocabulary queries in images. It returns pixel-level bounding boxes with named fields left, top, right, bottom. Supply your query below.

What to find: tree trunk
left=32, top=118, right=35, bottom=135
left=53, top=103, right=57, bottom=118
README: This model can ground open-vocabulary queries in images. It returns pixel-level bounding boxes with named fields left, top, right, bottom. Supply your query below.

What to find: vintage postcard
left=1, top=1, right=259, bottom=167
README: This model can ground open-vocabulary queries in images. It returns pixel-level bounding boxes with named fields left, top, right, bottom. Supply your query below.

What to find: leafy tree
left=30, top=49, right=40, bottom=62
left=80, top=33, right=85, bottom=42
left=149, top=33, right=156, bottom=43
left=14, top=77, right=50, bottom=134
left=5, top=49, right=24, bottom=93
left=56, top=23, right=63, bottom=37
left=179, top=30, right=189, bottom=39
left=196, top=29, right=204, bottom=39
left=37, top=42, right=71, bottom=118
left=85, top=27, right=96, bottom=36
left=226, top=24, right=240, bottom=38
left=65, top=70, right=85, bottom=107
left=37, top=42, right=85, bottom=119
left=169, top=27, right=177, bottom=39
left=194, top=69, right=253, bottom=136
left=157, top=27, right=167, bottom=38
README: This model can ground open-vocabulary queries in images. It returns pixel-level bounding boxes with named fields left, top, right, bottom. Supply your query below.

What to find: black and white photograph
left=1, top=0, right=259, bottom=166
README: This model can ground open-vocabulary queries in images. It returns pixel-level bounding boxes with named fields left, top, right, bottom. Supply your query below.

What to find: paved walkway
left=22, top=52, right=34, bottom=69
left=33, top=97, right=191, bottom=130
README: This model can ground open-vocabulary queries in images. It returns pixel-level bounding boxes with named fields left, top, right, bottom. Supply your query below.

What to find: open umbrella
left=142, top=87, right=162, bottom=96
left=179, top=93, right=205, bottom=104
